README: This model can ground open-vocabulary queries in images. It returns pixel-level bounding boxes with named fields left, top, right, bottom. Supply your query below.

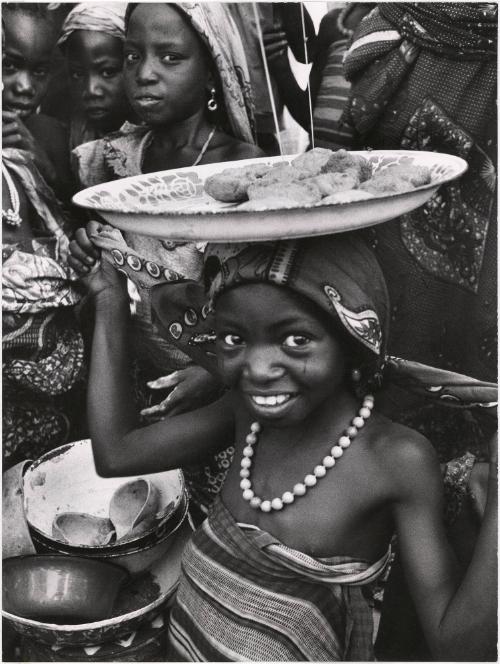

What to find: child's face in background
left=216, top=284, right=349, bottom=427
left=123, top=4, right=211, bottom=128
left=66, top=31, right=129, bottom=132
left=2, top=12, right=55, bottom=118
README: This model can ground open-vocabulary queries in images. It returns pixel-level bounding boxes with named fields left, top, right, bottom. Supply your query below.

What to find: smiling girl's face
left=66, top=30, right=129, bottom=132
left=216, top=283, right=349, bottom=428
left=123, top=4, right=212, bottom=128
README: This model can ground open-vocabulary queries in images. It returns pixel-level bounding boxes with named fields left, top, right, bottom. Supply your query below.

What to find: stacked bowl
left=22, top=439, right=189, bottom=575
left=2, top=439, right=191, bottom=653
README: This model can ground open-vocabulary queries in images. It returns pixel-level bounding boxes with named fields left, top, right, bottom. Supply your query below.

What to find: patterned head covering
left=58, top=2, right=127, bottom=46
left=125, top=3, right=255, bottom=143
left=205, top=235, right=388, bottom=362
left=147, top=233, right=496, bottom=410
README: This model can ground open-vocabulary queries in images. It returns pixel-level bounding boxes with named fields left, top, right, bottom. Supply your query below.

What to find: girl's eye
left=101, top=68, right=120, bottom=79
left=33, top=67, right=49, bottom=78
left=2, top=60, right=17, bottom=72
left=124, top=52, right=139, bottom=64
left=161, top=53, right=180, bottom=63
left=283, top=335, right=310, bottom=348
left=223, top=334, right=243, bottom=347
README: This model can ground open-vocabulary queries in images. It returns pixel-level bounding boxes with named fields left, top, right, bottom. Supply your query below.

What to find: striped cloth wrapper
left=312, top=39, right=356, bottom=149
left=168, top=496, right=390, bottom=661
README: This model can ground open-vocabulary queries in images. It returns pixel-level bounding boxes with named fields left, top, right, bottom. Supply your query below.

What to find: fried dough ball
left=304, top=171, right=359, bottom=196
left=204, top=163, right=271, bottom=202
left=256, top=163, right=304, bottom=185
left=247, top=179, right=322, bottom=205
left=382, top=163, right=432, bottom=187
left=359, top=171, right=412, bottom=195
left=291, top=147, right=333, bottom=177
left=321, top=149, right=373, bottom=182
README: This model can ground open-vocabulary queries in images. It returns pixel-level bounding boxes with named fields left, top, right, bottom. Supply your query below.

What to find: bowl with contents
left=23, top=439, right=188, bottom=574
left=2, top=555, right=128, bottom=624
left=2, top=519, right=191, bottom=647
left=72, top=148, right=468, bottom=241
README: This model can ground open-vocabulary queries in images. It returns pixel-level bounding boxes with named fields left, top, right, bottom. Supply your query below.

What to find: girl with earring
left=71, top=3, right=263, bottom=516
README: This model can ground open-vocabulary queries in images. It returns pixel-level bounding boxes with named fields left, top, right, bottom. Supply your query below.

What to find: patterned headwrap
left=149, top=234, right=497, bottom=411
left=205, top=236, right=388, bottom=361
left=85, top=225, right=497, bottom=410
left=125, top=2, right=255, bottom=143
left=58, top=2, right=127, bottom=46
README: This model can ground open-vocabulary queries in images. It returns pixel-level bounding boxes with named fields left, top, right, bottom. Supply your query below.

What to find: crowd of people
left=2, top=2, right=497, bottom=661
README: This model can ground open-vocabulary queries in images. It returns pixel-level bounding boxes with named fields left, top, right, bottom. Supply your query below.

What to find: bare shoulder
left=369, top=415, right=442, bottom=498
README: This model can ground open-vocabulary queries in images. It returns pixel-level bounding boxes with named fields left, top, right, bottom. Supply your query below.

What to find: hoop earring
left=207, top=88, right=218, bottom=112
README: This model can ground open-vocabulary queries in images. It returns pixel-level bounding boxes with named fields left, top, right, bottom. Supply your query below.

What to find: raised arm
left=391, top=434, right=497, bottom=660
left=68, top=222, right=235, bottom=478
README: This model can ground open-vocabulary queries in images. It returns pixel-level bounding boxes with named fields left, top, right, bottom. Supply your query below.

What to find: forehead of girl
left=4, top=11, right=56, bottom=64
left=126, top=4, right=205, bottom=55
left=66, top=31, right=123, bottom=64
left=216, top=283, right=337, bottom=335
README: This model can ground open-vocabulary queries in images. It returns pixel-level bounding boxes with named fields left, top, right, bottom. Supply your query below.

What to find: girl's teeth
left=253, top=394, right=290, bottom=406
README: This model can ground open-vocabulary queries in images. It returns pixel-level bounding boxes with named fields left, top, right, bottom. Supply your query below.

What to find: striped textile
left=168, top=496, right=390, bottom=661
left=312, top=40, right=355, bottom=149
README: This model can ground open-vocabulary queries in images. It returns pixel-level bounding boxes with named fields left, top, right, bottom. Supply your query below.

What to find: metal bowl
left=23, top=440, right=188, bottom=551
left=2, top=555, right=128, bottom=623
left=2, top=520, right=191, bottom=647
left=31, top=493, right=189, bottom=575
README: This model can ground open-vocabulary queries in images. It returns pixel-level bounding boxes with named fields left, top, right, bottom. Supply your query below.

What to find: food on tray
left=291, top=147, right=333, bottom=176
left=304, top=172, right=360, bottom=197
left=384, top=163, right=432, bottom=187
left=319, top=149, right=373, bottom=182
left=247, top=179, right=322, bottom=205
left=255, top=163, right=304, bottom=186
left=202, top=147, right=433, bottom=210
left=359, top=163, right=432, bottom=195
left=204, top=163, right=269, bottom=202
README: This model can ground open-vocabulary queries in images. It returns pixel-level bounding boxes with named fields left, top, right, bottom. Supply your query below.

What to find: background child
left=71, top=2, right=263, bottom=515
left=58, top=2, right=134, bottom=151
left=2, top=3, right=73, bottom=202
left=69, top=226, right=497, bottom=662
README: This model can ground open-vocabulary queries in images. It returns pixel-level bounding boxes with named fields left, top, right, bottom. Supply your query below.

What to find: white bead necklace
left=240, top=395, right=375, bottom=512
left=2, top=162, right=22, bottom=227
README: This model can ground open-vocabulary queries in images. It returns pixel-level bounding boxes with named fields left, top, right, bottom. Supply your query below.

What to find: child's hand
left=263, top=28, right=290, bottom=72
left=2, top=110, right=55, bottom=183
left=68, top=221, right=126, bottom=298
left=140, top=365, right=222, bottom=419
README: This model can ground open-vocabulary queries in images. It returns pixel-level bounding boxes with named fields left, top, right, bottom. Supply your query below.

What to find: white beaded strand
left=2, top=163, right=22, bottom=227
left=241, top=395, right=374, bottom=512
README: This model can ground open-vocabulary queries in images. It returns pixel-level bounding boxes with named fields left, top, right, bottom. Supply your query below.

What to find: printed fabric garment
left=3, top=150, right=86, bottom=466
left=168, top=496, right=390, bottom=661
left=341, top=3, right=497, bottom=460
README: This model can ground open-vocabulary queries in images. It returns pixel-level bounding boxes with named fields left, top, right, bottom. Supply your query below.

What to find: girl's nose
left=243, top=346, right=285, bottom=383
left=135, top=56, right=158, bottom=84
left=83, top=74, right=103, bottom=99
left=13, top=71, right=34, bottom=97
